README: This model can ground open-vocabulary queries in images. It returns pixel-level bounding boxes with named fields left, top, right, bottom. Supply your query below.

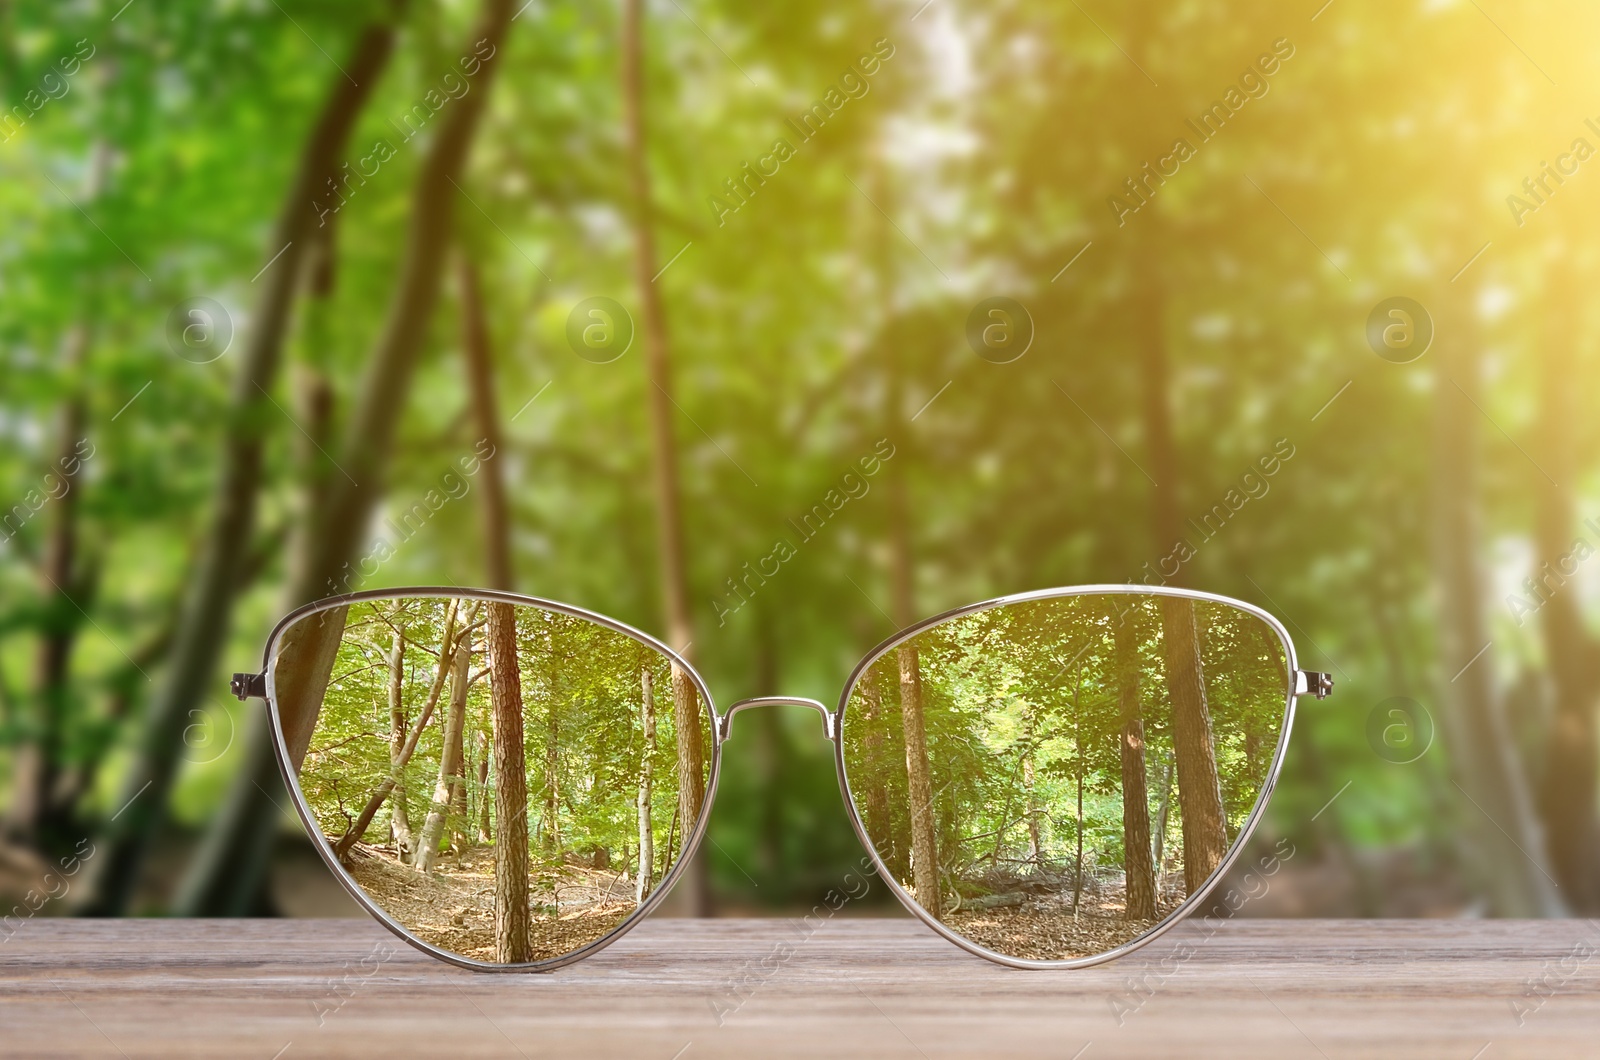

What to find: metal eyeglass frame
left=233, top=583, right=1333, bottom=973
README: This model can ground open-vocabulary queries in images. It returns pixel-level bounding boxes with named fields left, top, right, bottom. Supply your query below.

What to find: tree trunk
left=898, top=643, right=941, bottom=918
left=663, top=802, right=680, bottom=873
left=475, top=721, right=492, bottom=844
left=669, top=664, right=703, bottom=829
left=448, top=756, right=469, bottom=855
left=620, top=0, right=706, bottom=915
left=542, top=701, right=560, bottom=854
left=1023, top=720, right=1042, bottom=864
left=6, top=313, right=92, bottom=844
left=1073, top=709, right=1085, bottom=917
left=1432, top=290, right=1564, bottom=916
left=414, top=641, right=469, bottom=873
left=750, top=606, right=784, bottom=882
left=457, top=251, right=514, bottom=592
left=488, top=601, right=530, bottom=963
left=1152, top=755, right=1173, bottom=890
left=173, top=0, right=514, bottom=917
left=167, top=599, right=347, bottom=914
left=860, top=674, right=890, bottom=845
left=458, top=243, right=512, bottom=854
left=1132, top=219, right=1185, bottom=589
left=864, top=155, right=939, bottom=915
left=1116, top=608, right=1157, bottom=919
left=1530, top=266, right=1600, bottom=913
left=636, top=665, right=655, bottom=902
left=865, top=155, right=940, bottom=919
left=388, top=629, right=412, bottom=857
left=79, top=14, right=403, bottom=916
left=1160, top=597, right=1228, bottom=896
left=330, top=601, right=459, bottom=862
left=272, top=604, right=348, bottom=776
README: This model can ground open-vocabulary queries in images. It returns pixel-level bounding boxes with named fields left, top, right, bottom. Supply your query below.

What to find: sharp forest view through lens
left=276, top=596, right=709, bottom=964
left=844, top=593, right=1290, bottom=961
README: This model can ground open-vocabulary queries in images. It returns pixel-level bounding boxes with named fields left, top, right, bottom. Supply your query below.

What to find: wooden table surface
left=2, top=917, right=1596, bottom=1058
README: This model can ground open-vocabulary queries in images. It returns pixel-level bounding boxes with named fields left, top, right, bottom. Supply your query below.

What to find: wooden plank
left=1, top=918, right=1597, bottom=1057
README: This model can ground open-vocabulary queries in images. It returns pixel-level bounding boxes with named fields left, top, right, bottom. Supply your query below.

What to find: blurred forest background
left=1, top=0, right=1596, bottom=922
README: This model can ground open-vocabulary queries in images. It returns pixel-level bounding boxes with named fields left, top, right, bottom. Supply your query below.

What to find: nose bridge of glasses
left=719, top=696, right=836, bottom=742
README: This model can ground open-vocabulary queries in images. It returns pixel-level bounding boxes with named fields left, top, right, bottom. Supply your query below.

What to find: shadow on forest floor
left=347, top=843, right=638, bottom=961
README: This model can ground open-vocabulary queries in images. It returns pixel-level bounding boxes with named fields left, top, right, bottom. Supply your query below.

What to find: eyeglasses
left=232, top=584, right=1332, bottom=971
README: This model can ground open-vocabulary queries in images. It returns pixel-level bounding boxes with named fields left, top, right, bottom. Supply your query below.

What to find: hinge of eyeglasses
left=1294, top=670, right=1334, bottom=699
left=231, top=672, right=267, bottom=701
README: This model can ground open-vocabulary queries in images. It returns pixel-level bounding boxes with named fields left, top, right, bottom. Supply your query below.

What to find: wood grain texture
left=1, top=917, right=1597, bottom=1058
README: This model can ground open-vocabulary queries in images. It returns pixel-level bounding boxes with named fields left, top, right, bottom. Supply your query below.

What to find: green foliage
left=300, top=598, right=701, bottom=883
left=844, top=595, right=1287, bottom=895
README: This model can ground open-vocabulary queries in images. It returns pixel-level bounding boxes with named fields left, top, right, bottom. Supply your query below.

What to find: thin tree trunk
left=1152, top=756, right=1173, bottom=890
left=542, top=703, right=560, bottom=854
left=1023, top=729, right=1042, bottom=865
left=487, top=601, right=530, bottom=963
left=1160, top=597, right=1228, bottom=896
left=621, top=0, right=706, bottom=914
left=448, top=759, right=469, bottom=855
left=1116, top=607, right=1157, bottom=919
left=1432, top=291, right=1564, bottom=916
left=636, top=665, right=655, bottom=902
left=664, top=801, right=680, bottom=874
left=80, top=14, right=403, bottom=916
left=330, top=601, right=459, bottom=862
left=388, top=629, right=412, bottom=857
left=414, top=642, right=469, bottom=873
left=860, top=675, right=890, bottom=844
left=457, top=251, right=513, bottom=592
left=174, top=0, right=514, bottom=917
left=475, top=722, right=492, bottom=844
left=1073, top=708, right=1085, bottom=917
left=898, top=643, right=941, bottom=918
left=989, top=762, right=1018, bottom=868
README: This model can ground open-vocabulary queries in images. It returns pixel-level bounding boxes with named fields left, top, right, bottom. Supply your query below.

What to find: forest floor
left=347, top=843, right=637, bottom=962
left=944, top=879, right=1180, bottom=961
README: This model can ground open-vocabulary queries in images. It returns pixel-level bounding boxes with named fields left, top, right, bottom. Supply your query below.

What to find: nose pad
left=719, top=697, right=836, bottom=742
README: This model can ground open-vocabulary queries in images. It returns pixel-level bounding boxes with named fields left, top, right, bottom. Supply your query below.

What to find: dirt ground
left=942, top=880, right=1180, bottom=961
left=347, top=843, right=638, bottom=963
